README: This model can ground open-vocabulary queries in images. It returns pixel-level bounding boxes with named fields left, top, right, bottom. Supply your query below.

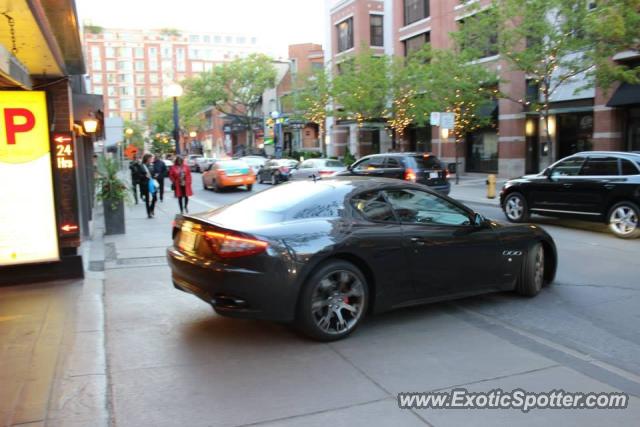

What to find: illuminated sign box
left=0, top=91, right=59, bottom=265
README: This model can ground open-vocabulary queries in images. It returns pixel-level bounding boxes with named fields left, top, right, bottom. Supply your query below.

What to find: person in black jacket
left=152, top=156, right=168, bottom=202
left=129, top=158, right=143, bottom=204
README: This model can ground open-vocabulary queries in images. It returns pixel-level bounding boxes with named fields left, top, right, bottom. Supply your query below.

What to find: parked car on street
left=201, top=159, right=255, bottom=192
left=195, top=157, right=217, bottom=173
left=168, top=177, right=556, bottom=341
left=337, top=153, right=451, bottom=195
left=239, top=155, right=267, bottom=175
left=500, top=151, right=640, bottom=239
left=257, top=159, right=296, bottom=184
left=186, top=154, right=204, bottom=172
left=162, top=158, right=174, bottom=168
left=289, top=158, right=346, bottom=180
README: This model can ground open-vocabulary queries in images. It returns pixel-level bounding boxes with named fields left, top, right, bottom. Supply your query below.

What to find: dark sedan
left=257, top=159, right=297, bottom=185
left=168, top=177, right=557, bottom=341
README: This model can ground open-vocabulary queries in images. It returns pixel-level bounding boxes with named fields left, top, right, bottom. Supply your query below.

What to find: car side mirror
left=543, top=168, right=552, bottom=178
left=473, top=212, right=486, bottom=228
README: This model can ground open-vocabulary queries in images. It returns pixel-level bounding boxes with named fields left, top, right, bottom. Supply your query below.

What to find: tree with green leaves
left=123, top=120, right=145, bottom=152
left=407, top=47, right=500, bottom=176
left=146, top=78, right=205, bottom=136
left=455, top=0, right=640, bottom=162
left=290, top=68, right=332, bottom=155
left=331, top=49, right=391, bottom=148
left=190, top=53, right=277, bottom=149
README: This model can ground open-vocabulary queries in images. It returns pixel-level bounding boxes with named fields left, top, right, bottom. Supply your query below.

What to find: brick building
left=82, top=27, right=264, bottom=122
left=324, top=0, right=640, bottom=177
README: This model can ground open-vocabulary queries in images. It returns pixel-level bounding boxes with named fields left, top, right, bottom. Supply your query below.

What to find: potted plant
left=96, top=155, right=129, bottom=235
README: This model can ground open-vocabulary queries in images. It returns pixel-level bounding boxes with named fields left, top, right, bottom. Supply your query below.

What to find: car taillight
left=319, top=170, right=334, bottom=176
left=280, top=166, right=289, bottom=173
left=203, top=231, right=268, bottom=258
left=217, top=169, right=226, bottom=176
left=445, top=169, right=450, bottom=178
left=404, top=168, right=417, bottom=182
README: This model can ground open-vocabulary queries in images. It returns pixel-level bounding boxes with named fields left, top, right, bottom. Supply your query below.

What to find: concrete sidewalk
left=0, top=216, right=109, bottom=426
left=448, top=174, right=505, bottom=207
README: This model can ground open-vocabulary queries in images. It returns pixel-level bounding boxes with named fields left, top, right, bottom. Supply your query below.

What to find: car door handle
left=410, top=237, right=426, bottom=246
left=563, top=183, right=573, bottom=188
left=604, top=184, right=615, bottom=189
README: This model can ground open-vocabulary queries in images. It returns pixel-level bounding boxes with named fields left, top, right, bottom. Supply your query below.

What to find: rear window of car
left=217, top=160, right=248, bottom=169
left=581, top=157, right=619, bottom=176
left=411, top=155, right=443, bottom=170
left=204, top=181, right=350, bottom=225
left=621, top=159, right=640, bottom=175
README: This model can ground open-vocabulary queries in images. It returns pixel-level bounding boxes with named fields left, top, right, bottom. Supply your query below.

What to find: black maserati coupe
left=168, top=177, right=557, bottom=341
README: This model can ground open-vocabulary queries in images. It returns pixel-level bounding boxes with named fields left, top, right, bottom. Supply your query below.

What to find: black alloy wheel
left=297, top=260, right=368, bottom=341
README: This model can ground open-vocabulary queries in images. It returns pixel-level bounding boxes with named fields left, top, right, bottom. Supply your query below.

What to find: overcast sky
left=76, top=0, right=326, bottom=58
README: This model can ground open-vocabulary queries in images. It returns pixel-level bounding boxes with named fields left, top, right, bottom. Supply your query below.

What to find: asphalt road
left=186, top=175, right=640, bottom=377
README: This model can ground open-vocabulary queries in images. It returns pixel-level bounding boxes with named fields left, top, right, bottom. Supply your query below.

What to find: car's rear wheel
left=212, top=181, right=220, bottom=192
left=504, top=192, right=529, bottom=223
left=516, top=243, right=544, bottom=297
left=297, top=260, right=368, bottom=341
left=271, top=174, right=277, bottom=185
left=202, top=179, right=207, bottom=190
left=246, top=184, right=253, bottom=191
left=608, top=201, right=640, bottom=239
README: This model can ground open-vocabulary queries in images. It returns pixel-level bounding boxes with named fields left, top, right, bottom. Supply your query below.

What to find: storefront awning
left=607, top=83, right=640, bottom=107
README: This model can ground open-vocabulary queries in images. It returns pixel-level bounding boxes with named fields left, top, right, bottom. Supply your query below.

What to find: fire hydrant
left=486, top=174, right=496, bottom=199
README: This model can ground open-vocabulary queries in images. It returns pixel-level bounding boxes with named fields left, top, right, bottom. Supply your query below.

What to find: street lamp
left=83, top=116, right=98, bottom=134
left=167, top=82, right=183, bottom=155
left=124, top=127, right=134, bottom=165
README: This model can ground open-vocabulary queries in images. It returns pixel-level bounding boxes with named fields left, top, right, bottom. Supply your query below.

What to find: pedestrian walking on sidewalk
left=169, top=156, right=193, bottom=214
left=152, top=155, right=168, bottom=202
left=140, top=153, right=158, bottom=218
left=129, top=157, right=144, bottom=204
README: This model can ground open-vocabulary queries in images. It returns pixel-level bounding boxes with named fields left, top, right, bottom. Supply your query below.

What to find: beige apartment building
left=82, top=27, right=263, bottom=122
left=325, top=0, right=640, bottom=177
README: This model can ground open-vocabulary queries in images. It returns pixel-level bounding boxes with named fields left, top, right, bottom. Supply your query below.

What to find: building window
left=92, top=59, right=102, bottom=70
left=203, top=35, right=210, bottom=43
left=336, top=18, right=354, bottom=53
left=148, top=47, right=157, bottom=57
left=93, top=73, right=103, bottom=84
left=189, top=34, right=200, bottom=43
left=105, top=47, right=115, bottom=57
left=134, top=47, right=144, bottom=58
left=149, top=74, right=159, bottom=84
left=136, top=86, right=146, bottom=96
left=214, top=35, right=221, bottom=43
left=106, top=74, right=116, bottom=83
left=93, top=86, right=103, bottom=95
left=403, top=32, right=430, bottom=57
left=105, top=60, right=116, bottom=71
left=108, top=99, right=117, bottom=109
left=404, top=0, right=429, bottom=26
left=370, top=15, right=384, bottom=46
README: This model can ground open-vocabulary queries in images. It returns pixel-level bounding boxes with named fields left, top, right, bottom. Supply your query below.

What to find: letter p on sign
left=0, top=91, right=50, bottom=164
left=4, top=108, right=36, bottom=145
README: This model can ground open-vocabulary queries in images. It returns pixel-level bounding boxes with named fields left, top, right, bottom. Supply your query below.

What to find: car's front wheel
left=297, top=260, right=368, bottom=341
left=503, top=192, right=529, bottom=223
left=608, top=201, right=640, bottom=239
left=516, top=243, right=545, bottom=297
left=246, top=184, right=253, bottom=191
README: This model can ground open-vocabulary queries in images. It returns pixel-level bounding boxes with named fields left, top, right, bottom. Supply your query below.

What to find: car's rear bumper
left=167, top=246, right=297, bottom=322
left=219, top=175, right=255, bottom=188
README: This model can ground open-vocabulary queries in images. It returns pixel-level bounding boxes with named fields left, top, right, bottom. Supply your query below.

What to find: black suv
left=338, top=153, right=450, bottom=195
left=500, top=151, right=640, bottom=239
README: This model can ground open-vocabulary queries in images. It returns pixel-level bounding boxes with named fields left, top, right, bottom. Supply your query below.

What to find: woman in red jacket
left=169, top=156, right=193, bottom=214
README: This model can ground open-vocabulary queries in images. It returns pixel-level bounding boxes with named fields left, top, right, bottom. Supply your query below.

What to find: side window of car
left=384, top=189, right=471, bottom=226
left=351, top=191, right=397, bottom=222
left=353, top=158, right=372, bottom=171
left=620, top=159, right=640, bottom=176
left=300, top=160, right=314, bottom=169
left=551, top=157, right=585, bottom=177
left=385, top=157, right=402, bottom=168
left=580, top=157, right=620, bottom=176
